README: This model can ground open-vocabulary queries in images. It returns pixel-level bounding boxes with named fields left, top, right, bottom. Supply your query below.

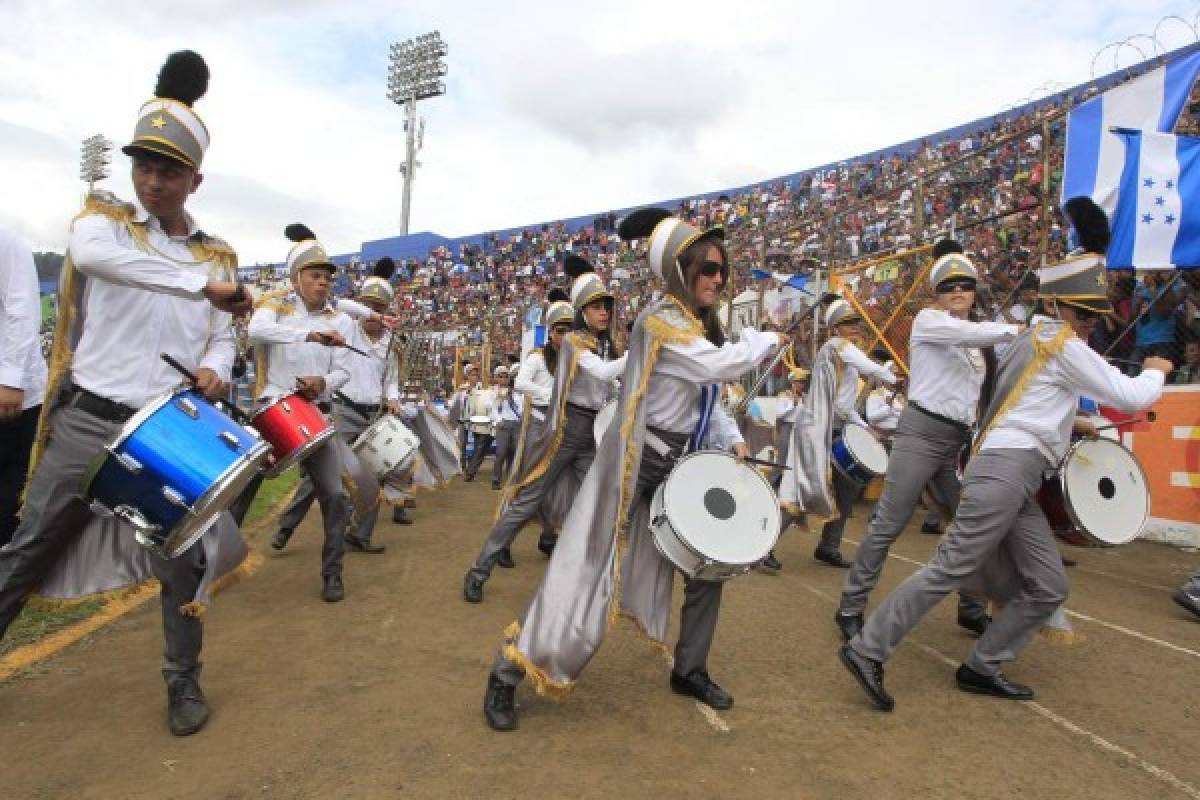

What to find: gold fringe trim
left=618, top=608, right=672, bottom=657
left=500, top=622, right=576, bottom=698
left=28, top=579, right=157, bottom=612
left=1038, top=626, right=1088, bottom=646
left=972, top=322, right=1072, bottom=455
left=176, top=549, right=264, bottom=618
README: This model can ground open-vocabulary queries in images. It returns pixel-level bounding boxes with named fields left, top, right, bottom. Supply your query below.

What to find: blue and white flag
left=1062, top=49, right=1200, bottom=214
left=749, top=268, right=810, bottom=292
left=1108, top=130, right=1200, bottom=269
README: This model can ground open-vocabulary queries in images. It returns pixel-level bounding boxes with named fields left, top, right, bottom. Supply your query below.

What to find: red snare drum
left=250, top=393, right=335, bottom=477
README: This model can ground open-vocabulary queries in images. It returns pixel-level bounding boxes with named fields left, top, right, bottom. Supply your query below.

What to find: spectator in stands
left=1173, top=339, right=1200, bottom=384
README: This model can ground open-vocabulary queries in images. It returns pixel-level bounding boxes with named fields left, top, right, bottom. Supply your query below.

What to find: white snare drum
left=1039, top=437, right=1149, bottom=547
left=831, top=424, right=889, bottom=484
left=466, top=389, right=496, bottom=435
left=593, top=400, right=617, bottom=447
left=351, top=415, right=420, bottom=480
left=649, top=451, right=781, bottom=581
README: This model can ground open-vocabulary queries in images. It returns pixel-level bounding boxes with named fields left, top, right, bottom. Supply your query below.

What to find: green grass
left=41, top=294, right=54, bottom=325
left=1, top=470, right=299, bottom=660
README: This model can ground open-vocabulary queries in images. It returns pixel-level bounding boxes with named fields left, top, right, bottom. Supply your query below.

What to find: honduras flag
left=1062, top=48, right=1200, bottom=215
left=749, top=268, right=809, bottom=292
left=1108, top=130, right=1200, bottom=269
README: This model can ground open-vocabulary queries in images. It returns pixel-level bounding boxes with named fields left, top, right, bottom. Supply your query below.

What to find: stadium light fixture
left=388, top=30, right=448, bottom=235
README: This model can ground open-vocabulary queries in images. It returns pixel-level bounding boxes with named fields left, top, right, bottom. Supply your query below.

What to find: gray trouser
left=470, top=407, right=596, bottom=581
left=276, top=429, right=349, bottom=577
left=840, top=407, right=985, bottom=619
left=492, top=420, right=520, bottom=485
left=818, top=460, right=862, bottom=553
left=491, top=428, right=723, bottom=685
left=458, top=426, right=469, bottom=469
left=282, top=402, right=376, bottom=546
left=851, top=448, right=1068, bottom=676
left=466, top=432, right=495, bottom=479
left=0, top=398, right=203, bottom=682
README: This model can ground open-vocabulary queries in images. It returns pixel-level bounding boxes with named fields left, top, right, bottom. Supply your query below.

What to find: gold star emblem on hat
left=1096, top=272, right=1107, bottom=287
left=150, top=116, right=167, bottom=129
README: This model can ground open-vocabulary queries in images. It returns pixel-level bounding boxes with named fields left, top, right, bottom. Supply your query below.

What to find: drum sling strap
left=644, top=383, right=719, bottom=459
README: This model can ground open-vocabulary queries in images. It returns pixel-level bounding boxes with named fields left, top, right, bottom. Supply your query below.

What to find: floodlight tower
left=79, top=134, right=112, bottom=192
left=388, top=31, right=448, bottom=235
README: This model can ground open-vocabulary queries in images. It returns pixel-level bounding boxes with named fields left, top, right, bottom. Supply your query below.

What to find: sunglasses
left=936, top=279, right=976, bottom=294
left=698, top=260, right=727, bottom=278
left=551, top=325, right=572, bottom=334
left=1068, top=306, right=1101, bottom=321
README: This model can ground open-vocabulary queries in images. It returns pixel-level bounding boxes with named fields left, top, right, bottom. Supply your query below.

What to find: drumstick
left=161, top=353, right=252, bottom=425
left=742, top=456, right=791, bottom=470
left=1089, top=411, right=1157, bottom=433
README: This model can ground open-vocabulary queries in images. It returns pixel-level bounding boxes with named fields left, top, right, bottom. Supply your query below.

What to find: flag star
left=1165, top=213, right=1177, bottom=225
left=1141, top=213, right=1154, bottom=224
left=1143, top=177, right=1155, bottom=188
left=1166, top=179, right=1176, bottom=190
left=1154, top=196, right=1166, bottom=206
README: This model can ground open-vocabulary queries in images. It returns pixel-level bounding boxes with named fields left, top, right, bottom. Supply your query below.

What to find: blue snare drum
left=830, top=424, right=889, bottom=484
left=84, top=388, right=271, bottom=558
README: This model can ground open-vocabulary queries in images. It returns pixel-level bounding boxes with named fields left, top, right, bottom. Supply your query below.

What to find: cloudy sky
left=1, top=0, right=1197, bottom=263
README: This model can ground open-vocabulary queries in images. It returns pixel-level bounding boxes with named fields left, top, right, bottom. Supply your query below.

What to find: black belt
left=566, top=402, right=599, bottom=417
left=532, top=405, right=548, bottom=412
left=910, top=402, right=970, bottom=434
left=68, top=386, right=137, bottom=424
left=336, top=398, right=380, bottom=416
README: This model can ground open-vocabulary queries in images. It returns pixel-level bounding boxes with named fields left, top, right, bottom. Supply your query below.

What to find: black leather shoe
left=670, top=669, right=733, bottom=710
left=491, top=481, right=501, bottom=490
left=955, top=664, right=1033, bottom=700
left=464, top=472, right=476, bottom=482
left=167, top=676, right=210, bottom=736
left=920, top=522, right=942, bottom=535
left=497, top=547, right=515, bottom=569
left=392, top=507, right=414, bottom=525
left=835, top=612, right=864, bottom=642
left=839, top=645, right=894, bottom=711
left=463, top=572, right=484, bottom=603
left=483, top=674, right=518, bottom=731
left=321, top=574, right=344, bottom=602
left=957, top=611, right=991, bottom=637
left=759, top=550, right=782, bottom=572
left=271, top=527, right=293, bottom=551
left=814, top=548, right=851, bottom=568
left=537, top=532, right=558, bottom=558
left=345, top=535, right=385, bottom=554
left=1173, top=590, right=1200, bottom=621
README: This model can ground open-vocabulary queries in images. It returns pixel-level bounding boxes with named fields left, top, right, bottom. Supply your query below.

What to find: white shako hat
left=359, top=257, right=396, bottom=306
left=543, top=287, right=574, bottom=327
left=284, top=224, right=335, bottom=281
left=564, top=253, right=612, bottom=311
left=616, top=207, right=724, bottom=284
left=1037, top=197, right=1114, bottom=315
left=122, top=51, right=211, bottom=170
left=927, top=239, right=978, bottom=289
left=824, top=297, right=862, bottom=328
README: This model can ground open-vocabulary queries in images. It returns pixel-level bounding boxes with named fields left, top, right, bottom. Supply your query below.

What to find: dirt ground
left=2, top=473, right=1198, bottom=800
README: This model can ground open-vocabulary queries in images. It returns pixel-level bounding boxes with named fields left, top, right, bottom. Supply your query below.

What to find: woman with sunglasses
left=841, top=199, right=1170, bottom=712
left=834, top=241, right=1020, bottom=644
left=463, top=260, right=626, bottom=603
left=481, top=208, right=785, bottom=731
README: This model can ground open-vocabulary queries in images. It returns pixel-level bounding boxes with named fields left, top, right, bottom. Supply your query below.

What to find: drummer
left=781, top=300, right=897, bottom=568
left=448, top=363, right=481, bottom=471
left=834, top=244, right=1018, bottom=643
left=489, top=364, right=522, bottom=490
left=0, top=51, right=251, bottom=736
left=463, top=255, right=626, bottom=603
left=759, top=366, right=809, bottom=572
left=840, top=198, right=1170, bottom=712
left=248, top=224, right=355, bottom=603
left=273, top=260, right=400, bottom=555
left=482, top=208, right=784, bottom=730
left=463, top=373, right=497, bottom=483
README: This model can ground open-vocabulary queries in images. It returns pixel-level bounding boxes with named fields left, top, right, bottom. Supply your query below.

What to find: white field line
left=660, top=651, right=730, bottom=733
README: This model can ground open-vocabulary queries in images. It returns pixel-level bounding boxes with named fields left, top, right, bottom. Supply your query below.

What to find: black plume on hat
left=547, top=287, right=569, bottom=303
left=154, top=51, right=209, bottom=107
left=1064, top=196, right=1111, bottom=254
left=285, top=223, right=316, bottom=242
left=617, top=207, right=671, bottom=241
left=563, top=253, right=593, bottom=278
left=373, top=257, right=396, bottom=280
left=932, top=238, right=964, bottom=259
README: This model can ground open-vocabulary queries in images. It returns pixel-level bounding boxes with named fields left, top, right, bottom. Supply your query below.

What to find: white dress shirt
left=775, top=390, right=803, bottom=424
left=908, top=308, right=1018, bottom=426
left=339, top=324, right=398, bottom=405
left=68, top=202, right=235, bottom=408
left=0, top=225, right=47, bottom=409
left=646, top=327, right=777, bottom=439
left=567, top=346, right=626, bottom=410
left=515, top=350, right=553, bottom=407
left=981, top=316, right=1166, bottom=463
left=866, top=388, right=904, bottom=433
left=490, top=386, right=523, bottom=424
left=832, top=339, right=896, bottom=428
left=247, top=292, right=353, bottom=402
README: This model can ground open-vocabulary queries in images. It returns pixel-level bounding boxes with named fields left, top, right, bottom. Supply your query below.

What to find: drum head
left=662, top=452, right=780, bottom=565
left=1062, top=438, right=1149, bottom=546
left=842, top=424, right=889, bottom=475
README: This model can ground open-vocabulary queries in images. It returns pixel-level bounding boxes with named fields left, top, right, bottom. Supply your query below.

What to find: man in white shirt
left=0, top=51, right=250, bottom=737
left=841, top=200, right=1169, bottom=712
left=0, top=226, right=47, bottom=546
left=836, top=245, right=1018, bottom=643
left=489, top=364, right=522, bottom=490
left=248, top=225, right=355, bottom=602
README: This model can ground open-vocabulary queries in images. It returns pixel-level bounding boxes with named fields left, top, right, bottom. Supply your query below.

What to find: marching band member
left=834, top=244, right=1017, bottom=642
left=759, top=366, right=809, bottom=572
left=463, top=372, right=497, bottom=483
left=448, top=362, right=481, bottom=470
left=780, top=300, right=897, bottom=568
left=249, top=224, right=355, bottom=602
left=463, top=256, right=626, bottom=603
left=274, top=260, right=400, bottom=554
left=840, top=199, right=1169, bottom=711
left=489, top=364, right=522, bottom=490
left=0, top=52, right=251, bottom=735
left=481, top=208, right=783, bottom=730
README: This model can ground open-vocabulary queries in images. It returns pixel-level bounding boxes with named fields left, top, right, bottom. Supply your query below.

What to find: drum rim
left=250, top=391, right=318, bottom=422
left=658, top=449, right=781, bottom=567
left=1058, top=436, right=1149, bottom=546
left=264, top=424, right=337, bottom=478
left=105, top=387, right=182, bottom=451
left=839, top=423, right=889, bottom=475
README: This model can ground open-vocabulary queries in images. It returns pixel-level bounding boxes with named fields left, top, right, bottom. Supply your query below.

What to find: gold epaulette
left=76, top=190, right=136, bottom=224
left=255, top=287, right=295, bottom=315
